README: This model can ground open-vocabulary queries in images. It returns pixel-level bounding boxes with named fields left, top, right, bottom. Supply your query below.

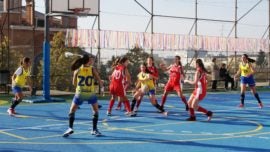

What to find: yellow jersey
left=240, top=62, right=253, bottom=77
left=14, top=67, right=30, bottom=87
left=75, top=66, right=95, bottom=97
left=137, top=72, right=155, bottom=90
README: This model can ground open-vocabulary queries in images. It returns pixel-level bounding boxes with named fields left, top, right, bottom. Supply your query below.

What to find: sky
left=27, top=0, right=269, bottom=61
left=31, top=0, right=269, bottom=39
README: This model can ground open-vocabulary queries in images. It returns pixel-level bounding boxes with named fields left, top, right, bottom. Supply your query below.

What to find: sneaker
left=206, top=111, right=213, bottom=121
left=63, top=128, right=74, bottom=137
left=258, top=103, right=263, bottom=109
left=91, top=129, right=102, bottom=136
left=186, top=116, right=196, bottom=121
left=125, top=111, right=137, bottom=117
left=106, top=111, right=112, bottom=116
left=7, top=108, right=15, bottom=116
left=115, top=106, right=121, bottom=110
left=157, top=106, right=165, bottom=113
left=238, top=103, right=244, bottom=108
left=185, top=104, right=189, bottom=111
left=162, top=111, right=168, bottom=116
left=134, top=107, right=138, bottom=112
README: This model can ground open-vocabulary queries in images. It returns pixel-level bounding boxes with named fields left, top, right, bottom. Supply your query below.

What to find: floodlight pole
left=43, top=0, right=50, bottom=100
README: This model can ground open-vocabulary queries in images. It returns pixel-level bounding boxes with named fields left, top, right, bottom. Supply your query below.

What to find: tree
left=38, top=32, right=83, bottom=91
left=125, top=46, right=150, bottom=85
left=104, top=47, right=168, bottom=89
left=256, top=50, right=266, bottom=68
left=0, top=36, right=23, bottom=71
left=0, top=36, right=9, bottom=70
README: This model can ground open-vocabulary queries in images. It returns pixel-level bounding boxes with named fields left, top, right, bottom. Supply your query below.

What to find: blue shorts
left=240, top=75, right=255, bottom=87
left=147, top=89, right=156, bottom=96
left=72, top=94, right=98, bottom=106
left=12, top=86, right=22, bottom=94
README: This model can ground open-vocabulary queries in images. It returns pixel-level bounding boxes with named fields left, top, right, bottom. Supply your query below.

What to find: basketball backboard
left=49, top=0, right=99, bottom=16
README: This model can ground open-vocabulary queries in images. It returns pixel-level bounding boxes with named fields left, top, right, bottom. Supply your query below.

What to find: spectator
left=210, top=58, right=219, bottom=91
left=219, top=63, right=235, bottom=90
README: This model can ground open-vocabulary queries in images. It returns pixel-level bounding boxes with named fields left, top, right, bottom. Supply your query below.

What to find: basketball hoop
left=70, top=8, right=91, bottom=16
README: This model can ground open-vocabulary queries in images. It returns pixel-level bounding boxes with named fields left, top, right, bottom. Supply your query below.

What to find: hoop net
left=69, top=8, right=91, bottom=16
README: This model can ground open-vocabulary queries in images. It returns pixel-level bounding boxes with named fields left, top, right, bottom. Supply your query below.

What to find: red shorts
left=164, top=81, right=181, bottom=92
left=192, top=88, right=206, bottom=101
left=109, top=84, right=126, bottom=97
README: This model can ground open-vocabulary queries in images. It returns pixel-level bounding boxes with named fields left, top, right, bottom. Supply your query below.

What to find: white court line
left=0, top=121, right=89, bottom=132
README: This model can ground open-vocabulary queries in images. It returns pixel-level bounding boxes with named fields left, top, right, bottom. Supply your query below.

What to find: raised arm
left=159, top=63, right=171, bottom=72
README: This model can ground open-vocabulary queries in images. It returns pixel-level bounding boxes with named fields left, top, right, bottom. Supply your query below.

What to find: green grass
left=0, top=94, right=12, bottom=106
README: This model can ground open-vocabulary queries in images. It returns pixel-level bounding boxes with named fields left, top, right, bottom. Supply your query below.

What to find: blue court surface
left=1, top=91, right=270, bottom=152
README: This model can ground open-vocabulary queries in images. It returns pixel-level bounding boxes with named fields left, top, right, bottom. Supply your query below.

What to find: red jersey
left=168, top=64, right=182, bottom=83
left=147, top=65, right=158, bottom=86
left=111, top=65, right=125, bottom=85
left=109, top=65, right=126, bottom=97
left=195, top=68, right=207, bottom=91
left=147, top=65, right=158, bottom=78
left=192, top=67, right=207, bottom=100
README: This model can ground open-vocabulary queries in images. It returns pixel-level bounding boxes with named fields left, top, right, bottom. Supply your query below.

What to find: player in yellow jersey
left=234, top=54, right=263, bottom=108
left=130, top=63, right=167, bottom=115
left=63, top=54, right=104, bottom=137
left=7, top=57, right=32, bottom=116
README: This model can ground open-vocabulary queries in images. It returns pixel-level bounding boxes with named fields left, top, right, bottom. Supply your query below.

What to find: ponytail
left=243, top=54, right=255, bottom=63
left=147, top=56, right=155, bottom=66
left=196, top=59, right=210, bottom=74
left=142, top=62, right=151, bottom=74
left=119, top=56, right=128, bottom=64
left=71, top=54, right=89, bottom=71
left=112, top=57, right=120, bottom=68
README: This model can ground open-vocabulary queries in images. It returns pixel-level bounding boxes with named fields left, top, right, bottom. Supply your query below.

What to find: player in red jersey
left=160, top=56, right=188, bottom=111
left=107, top=56, right=136, bottom=117
left=184, top=59, right=213, bottom=121
left=106, top=57, right=123, bottom=112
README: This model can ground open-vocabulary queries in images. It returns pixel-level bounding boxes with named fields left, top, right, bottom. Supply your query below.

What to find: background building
left=0, top=0, right=77, bottom=71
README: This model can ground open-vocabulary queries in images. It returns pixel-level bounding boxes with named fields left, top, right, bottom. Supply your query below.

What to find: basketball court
left=1, top=92, right=270, bottom=152
left=1, top=0, right=270, bottom=151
